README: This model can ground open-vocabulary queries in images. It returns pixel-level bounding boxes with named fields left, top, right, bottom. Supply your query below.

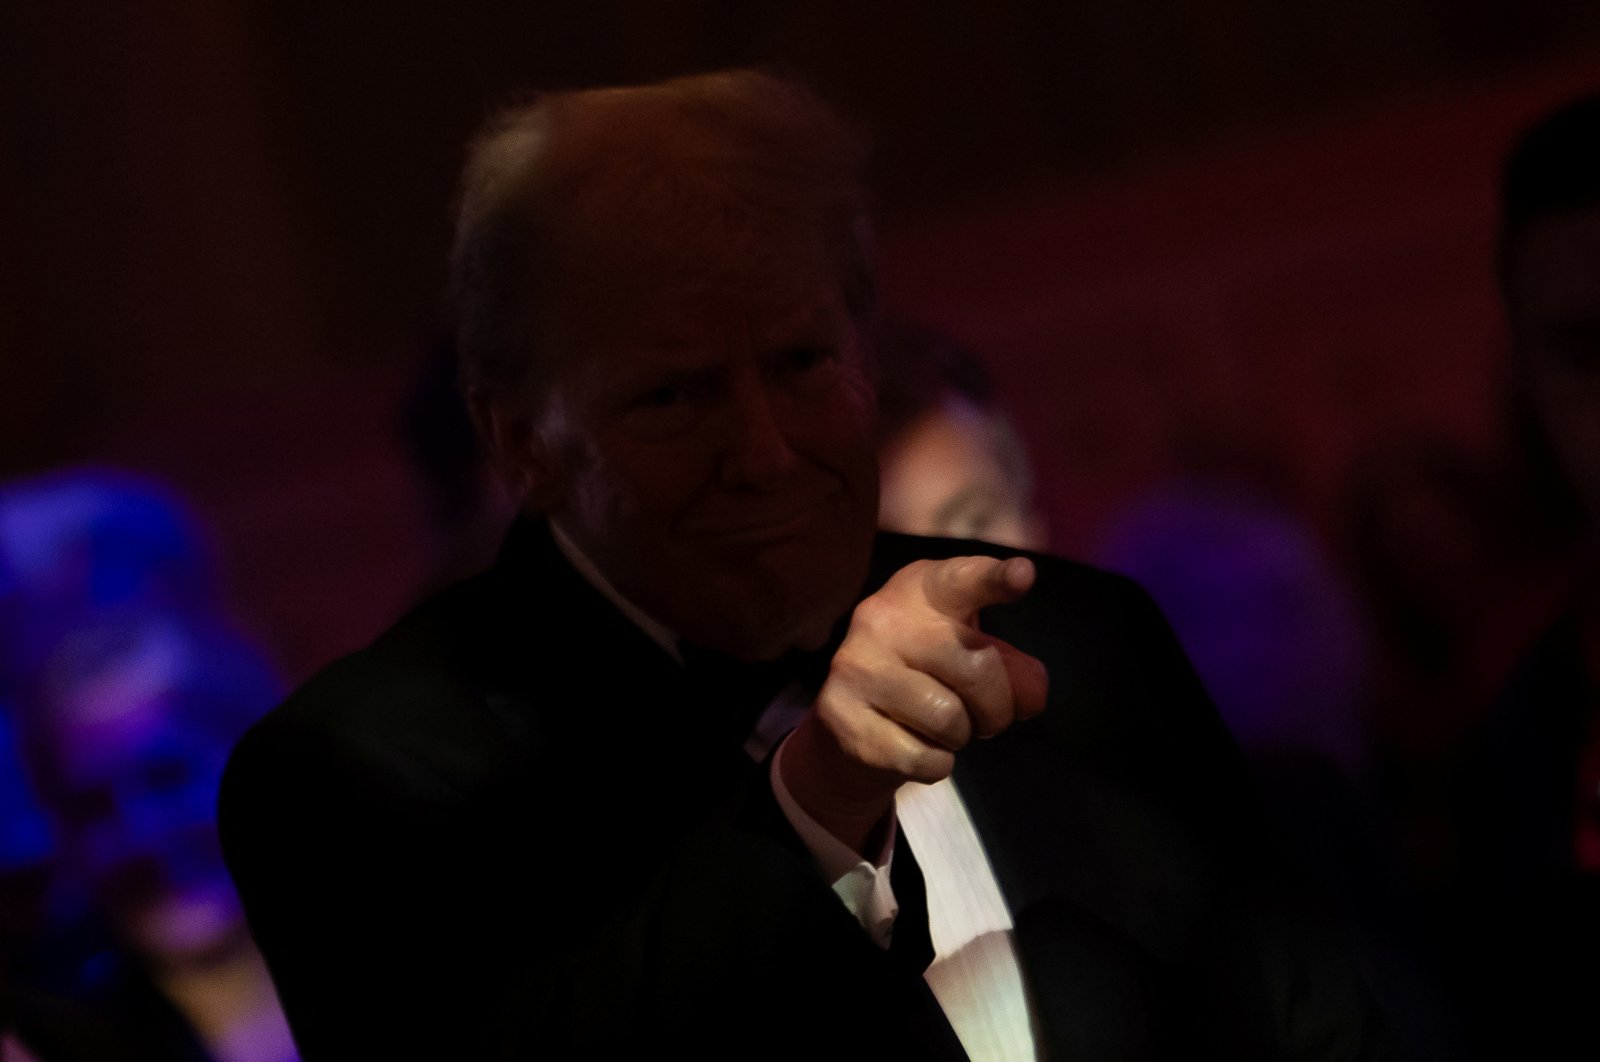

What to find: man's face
left=1509, top=205, right=1600, bottom=522
left=525, top=235, right=880, bottom=661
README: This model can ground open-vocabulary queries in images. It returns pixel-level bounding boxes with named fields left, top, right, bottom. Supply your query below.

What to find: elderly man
left=220, top=70, right=1389, bottom=1060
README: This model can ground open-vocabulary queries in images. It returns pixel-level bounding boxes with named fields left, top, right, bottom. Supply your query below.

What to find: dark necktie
left=889, top=825, right=937, bottom=974
left=679, top=622, right=844, bottom=743
left=680, top=643, right=815, bottom=742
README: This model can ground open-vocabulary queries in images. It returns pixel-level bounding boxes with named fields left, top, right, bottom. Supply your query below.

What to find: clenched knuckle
left=851, top=595, right=895, bottom=637
left=814, top=691, right=846, bottom=727
left=921, top=689, right=964, bottom=733
left=960, top=644, right=1002, bottom=684
left=857, top=737, right=897, bottom=773
left=826, top=649, right=872, bottom=689
left=817, top=689, right=872, bottom=737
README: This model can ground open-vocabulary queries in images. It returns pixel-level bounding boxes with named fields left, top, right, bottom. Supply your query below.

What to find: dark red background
left=5, top=1, right=1598, bottom=695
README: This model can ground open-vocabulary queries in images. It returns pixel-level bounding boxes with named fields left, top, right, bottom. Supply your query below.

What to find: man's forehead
left=558, top=246, right=853, bottom=357
left=637, top=280, right=847, bottom=345
left=570, top=202, right=833, bottom=289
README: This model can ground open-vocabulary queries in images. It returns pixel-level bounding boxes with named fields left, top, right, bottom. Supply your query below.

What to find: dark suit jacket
left=220, top=519, right=1392, bottom=1060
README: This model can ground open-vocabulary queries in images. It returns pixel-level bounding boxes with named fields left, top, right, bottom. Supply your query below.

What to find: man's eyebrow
left=612, top=339, right=721, bottom=374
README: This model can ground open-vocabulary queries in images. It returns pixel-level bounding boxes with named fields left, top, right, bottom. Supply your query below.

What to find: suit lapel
left=472, top=518, right=764, bottom=861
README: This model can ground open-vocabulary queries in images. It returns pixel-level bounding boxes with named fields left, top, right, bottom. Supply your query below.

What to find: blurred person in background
left=1340, top=440, right=1576, bottom=897
left=1096, top=476, right=1466, bottom=1059
left=0, top=470, right=295, bottom=1061
left=0, top=470, right=221, bottom=995
left=1442, top=90, right=1600, bottom=1061
left=871, top=325, right=1381, bottom=810
left=1098, top=479, right=1375, bottom=793
left=398, top=335, right=517, bottom=590
left=15, top=613, right=295, bottom=1062
left=0, top=470, right=218, bottom=677
left=872, top=324, right=1448, bottom=1054
left=873, top=319, right=1048, bottom=551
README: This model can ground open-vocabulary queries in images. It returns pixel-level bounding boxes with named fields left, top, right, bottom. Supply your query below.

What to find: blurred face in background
left=877, top=396, right=1046, bottom=551
left=36, top=657, right=243, bottom=967
left=1509, top=204, right=1600, bottom=525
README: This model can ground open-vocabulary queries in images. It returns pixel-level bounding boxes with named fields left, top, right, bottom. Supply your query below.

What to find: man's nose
left=719, top=381, right=799, bottom=489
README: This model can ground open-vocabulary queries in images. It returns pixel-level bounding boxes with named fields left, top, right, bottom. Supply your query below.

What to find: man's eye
left=635, top=383, right=690, bottom=409
left=623, top=380, right=707, bottom=439
left=774, top=346, right=836, bottom=382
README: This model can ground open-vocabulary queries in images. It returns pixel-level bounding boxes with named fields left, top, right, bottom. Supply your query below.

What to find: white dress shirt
left=770, top=729, right=1038, bottom=1061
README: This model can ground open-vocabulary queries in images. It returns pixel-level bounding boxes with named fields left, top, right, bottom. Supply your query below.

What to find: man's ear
left=470, top=391, right=565, bottom=512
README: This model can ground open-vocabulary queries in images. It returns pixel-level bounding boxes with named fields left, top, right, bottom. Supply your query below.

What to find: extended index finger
left=922, top=555, right=1036, bottom=622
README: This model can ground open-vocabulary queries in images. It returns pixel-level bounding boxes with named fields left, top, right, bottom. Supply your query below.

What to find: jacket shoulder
left=223, top=571, right=528, bottom=807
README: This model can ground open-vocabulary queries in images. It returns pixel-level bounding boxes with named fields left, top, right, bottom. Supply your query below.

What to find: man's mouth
left=683, top=497, right=836, bottom=544
left=689, top=509, right=818, bottom=544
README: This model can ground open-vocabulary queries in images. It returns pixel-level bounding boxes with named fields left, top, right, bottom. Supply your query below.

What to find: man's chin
left=690, top=618, right=823, bottom=662
left=676, top=585, right=848, bottom=661
left=642, top=521, right=873, bottom=658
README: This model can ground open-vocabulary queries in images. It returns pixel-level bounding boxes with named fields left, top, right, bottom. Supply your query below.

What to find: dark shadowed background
left=5, top=0, right=1598, bottom=723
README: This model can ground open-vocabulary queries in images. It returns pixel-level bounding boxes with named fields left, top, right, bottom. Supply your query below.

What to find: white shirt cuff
left=770, top=735, right=899, bottom=948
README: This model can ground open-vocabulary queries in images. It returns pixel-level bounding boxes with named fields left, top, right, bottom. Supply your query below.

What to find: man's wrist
left=777, top=719, right=896, bottom=855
